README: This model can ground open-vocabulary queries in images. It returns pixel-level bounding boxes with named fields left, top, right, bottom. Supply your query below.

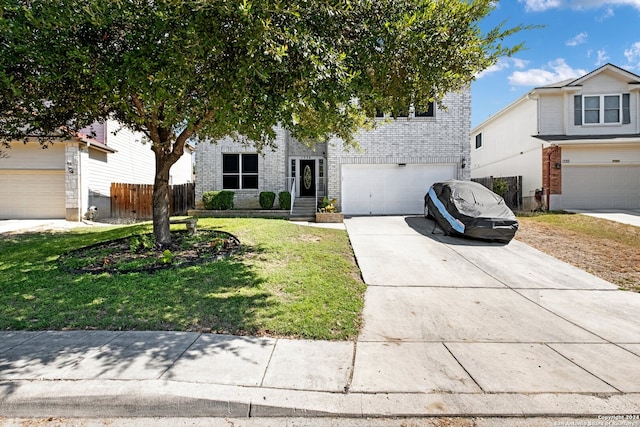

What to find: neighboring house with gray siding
left=0, top=119, right=193, bottom=220
left=471, top=63, right=640, bottom=211
left=196, top=89, right=471, bottom=215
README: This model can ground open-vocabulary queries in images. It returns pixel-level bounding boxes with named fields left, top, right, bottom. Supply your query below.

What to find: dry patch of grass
left=516, top=213, right=640, bottom=292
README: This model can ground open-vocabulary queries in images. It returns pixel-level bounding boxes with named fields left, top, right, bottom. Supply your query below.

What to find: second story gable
left=531, top=63, right=640, bottom=138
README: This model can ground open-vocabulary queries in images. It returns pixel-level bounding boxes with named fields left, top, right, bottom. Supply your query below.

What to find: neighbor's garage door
left=562, top=165, right=640, bottom=209
left=342, top=164, right=456, bottom=215
left=0, top=170, right=66, bottom=219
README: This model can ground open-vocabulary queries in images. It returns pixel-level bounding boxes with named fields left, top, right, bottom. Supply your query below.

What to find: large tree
left=0, top=0, right=525, bottom=245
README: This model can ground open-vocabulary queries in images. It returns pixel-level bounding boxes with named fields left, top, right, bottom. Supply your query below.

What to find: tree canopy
left=0, top=0, right=526, bottom=244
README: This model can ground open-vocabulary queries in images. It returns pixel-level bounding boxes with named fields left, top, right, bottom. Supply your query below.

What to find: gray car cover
left=425, top=180, right=519, bottom=243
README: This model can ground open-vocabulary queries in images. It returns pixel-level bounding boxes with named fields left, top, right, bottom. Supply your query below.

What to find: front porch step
left=290, top=197, right=317, bottom=220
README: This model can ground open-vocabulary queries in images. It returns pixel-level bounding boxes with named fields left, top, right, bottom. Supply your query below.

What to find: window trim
left=576, top=93, right=628, bottom=126
left=222, top=153, right=259, bottom=190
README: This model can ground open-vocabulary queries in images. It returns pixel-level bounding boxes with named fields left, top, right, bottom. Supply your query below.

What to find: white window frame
left=582, top=94, right=622, bottom=125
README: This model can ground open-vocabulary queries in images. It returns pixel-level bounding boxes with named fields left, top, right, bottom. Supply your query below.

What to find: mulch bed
left=58, top=229, right=241, bottom=274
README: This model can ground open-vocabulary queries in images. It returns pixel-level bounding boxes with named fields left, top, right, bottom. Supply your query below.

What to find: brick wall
left=327, top=89, right=471, bottom=211
left=196, top=88, right=471, bottom=211
left=195, top=128, right=288, bottom=209
left=542, top=146, right=562, bottom=198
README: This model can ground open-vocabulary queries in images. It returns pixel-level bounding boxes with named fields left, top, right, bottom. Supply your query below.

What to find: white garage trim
left=562, top=164, right=640, bottom=209
left=341, top=164, right=457, bottom=215
left=0, top=169, right=66, bottom=219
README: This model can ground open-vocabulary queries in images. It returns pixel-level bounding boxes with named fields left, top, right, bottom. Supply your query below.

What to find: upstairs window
left=475, top=133, right=483, bottom=149
left=379, top=101, right=435, bottom=118
left=574, top=94, right=630, bottom=125
left=223, top=153, right=258, bottom=189
left=415, top=102, right=434, bottom=117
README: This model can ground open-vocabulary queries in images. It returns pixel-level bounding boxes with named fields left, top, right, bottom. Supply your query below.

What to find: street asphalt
left=0, top=215, right=639, bottom=422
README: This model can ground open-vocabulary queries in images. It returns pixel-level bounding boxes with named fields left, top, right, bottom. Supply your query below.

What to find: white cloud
left=475, top=58, right=530, bottom=79
left=519, top=0, right=640, bottom=11
left=570, top=0, right=640, bottom=9
left=508, top=59, right=587, bottom=86
left=518, top=0, right=562, bottom=12
left=566, top=32, right=588, bottom=46
left=595, top=50, right=610, bottom=66
left=596, top=6, right=615, bottom=20
left=624, top=41, right=640, bottom=68
left=512, top=58, right=529, bottom=69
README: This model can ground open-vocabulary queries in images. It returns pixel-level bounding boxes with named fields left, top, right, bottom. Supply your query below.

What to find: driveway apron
left=344, top=216, right=640, bottom=396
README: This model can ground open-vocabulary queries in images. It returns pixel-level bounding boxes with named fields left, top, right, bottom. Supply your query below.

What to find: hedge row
left=202, top=191, right=291, bottom=210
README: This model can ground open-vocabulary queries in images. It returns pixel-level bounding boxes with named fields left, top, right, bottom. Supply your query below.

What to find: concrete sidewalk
left=1, top=216, right=639, bottom=420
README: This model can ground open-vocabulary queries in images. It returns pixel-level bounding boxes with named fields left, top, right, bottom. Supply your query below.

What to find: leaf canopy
left=1, top=0, right=525, bottom=150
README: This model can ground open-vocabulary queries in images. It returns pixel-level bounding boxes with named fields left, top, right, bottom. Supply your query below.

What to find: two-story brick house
left=196, top=89, right=471, bottom=216
left=471, top=63, right=640, bottom=211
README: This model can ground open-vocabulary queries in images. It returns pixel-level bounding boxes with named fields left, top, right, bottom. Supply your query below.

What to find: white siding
left=471, top=96, right=542, bottom=208
left=171, top=147, right=194, bottom=184
left=538, top=94, right=564, bottom=135
left=567, top=70, right=638, bottom=136
left=82, top=120, right=192, bottom=216
left=84, top=121, right=155, bottom=201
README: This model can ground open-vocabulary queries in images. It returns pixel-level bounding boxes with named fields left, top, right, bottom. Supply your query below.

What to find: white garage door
left=562, top=165, right=640, bottom=209
left=0, top=170, right=66, bottom=219
left=342, top=164, right=457, bottom=215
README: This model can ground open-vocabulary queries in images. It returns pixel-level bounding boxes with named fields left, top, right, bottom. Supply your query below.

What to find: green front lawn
left=0, top=218, right=366, bottom=340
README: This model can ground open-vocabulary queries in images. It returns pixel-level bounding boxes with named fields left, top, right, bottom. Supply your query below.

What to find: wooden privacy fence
left=110, top=182, right=195, bottom=219
left=471, top=176, right=522, bottom=211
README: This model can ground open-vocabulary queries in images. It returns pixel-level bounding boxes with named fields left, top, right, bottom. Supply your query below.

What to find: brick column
left=65, top=142, right=82, bottom=221
left=542, top=146, right=562, bottom=209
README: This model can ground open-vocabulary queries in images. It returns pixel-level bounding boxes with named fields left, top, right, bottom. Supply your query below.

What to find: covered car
left=424, top=180, right=518, bottom=243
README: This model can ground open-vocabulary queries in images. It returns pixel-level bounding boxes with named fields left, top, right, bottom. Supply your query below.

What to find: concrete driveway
left=345, top=216, right=640, bottom=404
left=567, top=208, right=640, bottom=227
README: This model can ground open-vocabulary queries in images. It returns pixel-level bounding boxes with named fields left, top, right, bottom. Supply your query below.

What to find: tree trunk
left=153, top=164, right=172, bottom=247
left=147, top=121, right=193, bottom=247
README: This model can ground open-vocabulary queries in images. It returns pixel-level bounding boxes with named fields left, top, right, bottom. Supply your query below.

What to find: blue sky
left=471, top=0, right=640, bottom=128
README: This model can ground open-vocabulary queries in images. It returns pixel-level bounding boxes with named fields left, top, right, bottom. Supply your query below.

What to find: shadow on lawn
left=1, top=224, right=277, bottom=335
left=0, top=242, right=279, bottom=396
left=0, top=329, right=276, bottom=396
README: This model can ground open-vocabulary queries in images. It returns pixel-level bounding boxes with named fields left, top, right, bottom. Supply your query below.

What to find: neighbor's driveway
left=344, top=216, right=640, bottom=396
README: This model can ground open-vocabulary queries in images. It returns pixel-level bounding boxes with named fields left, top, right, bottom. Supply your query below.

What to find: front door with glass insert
left=299, top=160, right=316, bottom=197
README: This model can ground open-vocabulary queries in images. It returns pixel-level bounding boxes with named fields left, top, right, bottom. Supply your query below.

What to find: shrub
left=492, top=178, right=509, bottom=197
left=318, top=196, right=337, bottom=213
left=202, top=190, right=235, bottom=210
left=278, top=191, right=291, bottom=210
left=259, top=191, right=276, bottom=209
